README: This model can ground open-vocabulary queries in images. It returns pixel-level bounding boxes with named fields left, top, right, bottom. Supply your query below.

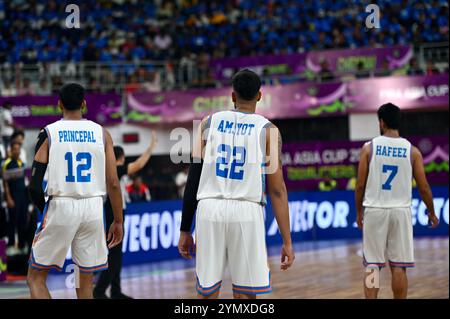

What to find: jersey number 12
left=65, top=152, right=92, bottom=182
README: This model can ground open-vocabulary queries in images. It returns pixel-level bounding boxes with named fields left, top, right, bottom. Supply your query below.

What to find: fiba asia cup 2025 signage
left=48, top=187, right=448, bottom=269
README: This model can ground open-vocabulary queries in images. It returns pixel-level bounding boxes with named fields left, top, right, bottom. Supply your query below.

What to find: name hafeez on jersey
left=375, top=145, right=408, bottom=158
left=58, top=130, right=97, bottom=143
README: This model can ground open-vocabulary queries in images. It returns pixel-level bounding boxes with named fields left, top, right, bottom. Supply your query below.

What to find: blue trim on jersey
left=205, top=115, right=211, bottom=130
left=369, top=139, right=374, bottom=164
left=363, top=255, right=386, bottom=268
left=232, top=273, right=272, bottom=294
left=77, top=262, right=109, bottom=273
left=196, top=277, right=223, bottom=296
left=388, top=260, right=415, bottom=268
left=29, top=250, right=63, bottom=272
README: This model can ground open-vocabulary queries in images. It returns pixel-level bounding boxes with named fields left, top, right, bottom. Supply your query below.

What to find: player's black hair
left=377, top=103, right=401, bottom=130
left=114, top=146, right=125, bottom=160
left=58, top=83, right=85, bottom=110
left=232, top=69, right=261, bottom=101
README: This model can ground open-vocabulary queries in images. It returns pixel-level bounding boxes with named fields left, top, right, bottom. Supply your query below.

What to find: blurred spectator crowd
left=0, top=0, right=448, bottom=94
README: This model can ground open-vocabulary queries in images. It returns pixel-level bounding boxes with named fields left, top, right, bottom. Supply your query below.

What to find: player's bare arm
left=265, top=124, right=295, bottom=270
left=178, top=116, right=209, bottom=259
left=104, top=128, right=124, bottom=248
left=411, top=146, right=439, bottom=228
left=355, top=142, right=371, bottom=230
left=127, top=130, right=158, bottom=176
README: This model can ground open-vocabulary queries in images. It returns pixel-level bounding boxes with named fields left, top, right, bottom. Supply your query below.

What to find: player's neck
left=234, top=103, right=256, bottom=113
left=383, top=129, right=400, bottom=138
left=63, top=111, right=83, bottom=120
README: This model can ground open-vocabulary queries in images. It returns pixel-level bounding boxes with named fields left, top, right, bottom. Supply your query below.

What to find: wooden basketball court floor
left=1, top=237, right=448, bottom=299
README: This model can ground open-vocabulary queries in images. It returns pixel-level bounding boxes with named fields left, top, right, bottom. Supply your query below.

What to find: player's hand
left=178, top=231, right=195, bottom=259
left=107, top=221, right=124, bottom=249
left=357, top=213, right=363, bottom=230
left=280, top=244, right=295, bottom=270
left=428, top=213, right=439, bottom=229
left=7, top=198, right=15, bottom=209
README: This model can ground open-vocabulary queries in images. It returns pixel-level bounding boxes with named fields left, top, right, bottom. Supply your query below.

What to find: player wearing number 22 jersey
left=355, top=103, right=439, bottom=299
left=178, top=70, right=295, bottom=299
left=27, top=83, right=123, bottom=299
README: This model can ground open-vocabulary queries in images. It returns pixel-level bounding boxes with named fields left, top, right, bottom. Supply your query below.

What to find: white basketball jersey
left=197, top=110, right=270, bottom=204
left=45, top=119, right=106, bottom=198
left=363, top=136, right=412, bottom=208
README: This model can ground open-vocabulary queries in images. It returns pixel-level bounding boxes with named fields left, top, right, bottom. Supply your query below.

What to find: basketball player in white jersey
left=27, top=83, right=124, bottom=299
left=178, top=69, right=295, bottom=299
left=355, top=103, right=439, bottom=299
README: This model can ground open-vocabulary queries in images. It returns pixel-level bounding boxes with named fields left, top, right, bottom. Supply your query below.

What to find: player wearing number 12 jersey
left=178, top=69, right=295, bottom=299
left=355, top=103, right=439, bottom=299
left=27, top=83, right=124, bottom=299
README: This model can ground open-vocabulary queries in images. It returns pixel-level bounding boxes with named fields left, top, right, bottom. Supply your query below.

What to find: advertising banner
left=44, top=187, right=448, bottom=269
left=210, top=45, right=413, bottom=80
left=283, top=136, right=449, bottom=190
left=1, top=93, right=122, bottom=128
left=127, top=74, right=449, bottom=124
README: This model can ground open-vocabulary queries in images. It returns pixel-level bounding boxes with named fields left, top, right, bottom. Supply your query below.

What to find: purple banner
left=210, top=52, right=307, bottom=80
left=283, top=136, right=449, bottom=191
left=127, top=74, right=449, bottom=124
left=210, top=45, right=413, bottom=80
left=0, top=93, right=122, bottom=128
left=306, top=45, right=413, bottom=74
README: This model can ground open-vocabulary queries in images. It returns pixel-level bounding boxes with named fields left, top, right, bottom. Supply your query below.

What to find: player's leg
left=390, top=267, right=408, bottom=299
left=27, top=267, right=51, bottom=299
left=76, top=272, right=94, bottom=299
left=387, top=208, right=415, bottom=299
left=28, top=199, right=77, bottom=299
left=228, top=202, right=271, bottom=299
left=71, top=197, right=108, bottom=299
left=195, top=199, right=227, bottom=299
left=362, top=208, right=389, bottom=299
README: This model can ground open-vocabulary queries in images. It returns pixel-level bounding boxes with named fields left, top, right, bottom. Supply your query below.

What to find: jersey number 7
left=381, top=164, right=398, bottom=190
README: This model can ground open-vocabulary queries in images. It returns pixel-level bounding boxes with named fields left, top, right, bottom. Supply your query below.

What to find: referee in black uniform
left=94, top=132, right=157, bottom=299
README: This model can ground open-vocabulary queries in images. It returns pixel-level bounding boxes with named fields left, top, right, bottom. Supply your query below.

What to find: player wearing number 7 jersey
left=355, top=103, right=439, bottom=299
left=178, top=69, right=295, bottom=299
left=27, top=83, right=124, bottom=299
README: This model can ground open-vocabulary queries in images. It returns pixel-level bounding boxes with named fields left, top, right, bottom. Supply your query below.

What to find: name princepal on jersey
left=58, top=130, right=97, bottom=143
left=217, top=120, right=255, bottom=136
left=375, top=145, right=408, bottom=158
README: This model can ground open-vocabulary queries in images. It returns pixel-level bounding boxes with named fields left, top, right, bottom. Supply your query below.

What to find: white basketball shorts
left=195, top=198, right=271, bottom=296
left=30, top=196, right=108, bottom=273
left=363, top=207, right=415, bottom=268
